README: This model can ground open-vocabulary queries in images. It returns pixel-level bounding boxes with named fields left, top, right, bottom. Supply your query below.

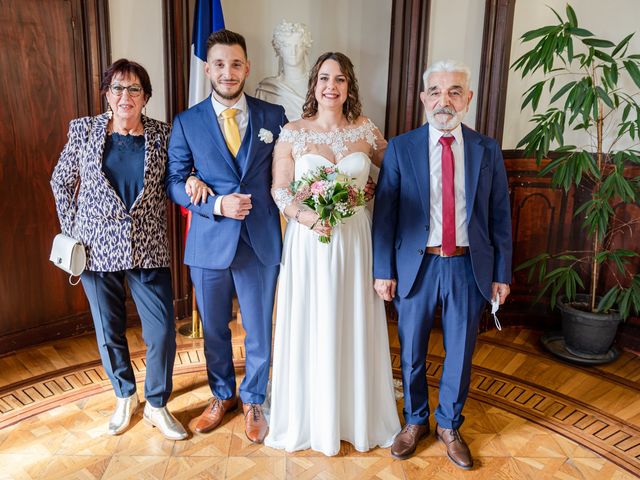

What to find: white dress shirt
left=210, top=94, right=249, bottom=215
left=426, top=124, right=469, bottom=247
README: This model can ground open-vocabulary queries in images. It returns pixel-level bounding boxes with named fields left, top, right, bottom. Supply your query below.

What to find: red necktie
left=439, top=136, right=456, bottom=256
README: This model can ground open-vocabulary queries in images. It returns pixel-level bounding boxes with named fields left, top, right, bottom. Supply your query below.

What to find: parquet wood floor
left=0, top=321, right=638, bottom=479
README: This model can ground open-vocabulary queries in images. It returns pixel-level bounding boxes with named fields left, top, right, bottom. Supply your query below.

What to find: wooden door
left=0, top=0, right=108, bottom=353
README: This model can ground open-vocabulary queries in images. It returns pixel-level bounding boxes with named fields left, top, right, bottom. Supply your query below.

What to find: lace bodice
left=278, top=118, right=381, bottom=161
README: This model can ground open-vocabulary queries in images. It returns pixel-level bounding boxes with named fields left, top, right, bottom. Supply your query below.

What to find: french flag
left=183, top=0, right=225, bottom=236
left=189, top=0, right=225, bottom=107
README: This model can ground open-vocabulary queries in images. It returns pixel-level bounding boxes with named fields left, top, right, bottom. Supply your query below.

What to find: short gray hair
left=423, top=60, right=471, bottom=89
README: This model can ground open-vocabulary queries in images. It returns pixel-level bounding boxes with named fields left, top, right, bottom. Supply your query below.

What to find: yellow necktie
left=221, top=108, right=241, bottom=157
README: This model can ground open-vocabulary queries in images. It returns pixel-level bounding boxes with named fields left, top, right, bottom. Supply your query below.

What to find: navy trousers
left=81, top=268, right=176, bottom=407
left=395, top=253, right=486, bottom=429
left=191, top=236, right=279, bottom=405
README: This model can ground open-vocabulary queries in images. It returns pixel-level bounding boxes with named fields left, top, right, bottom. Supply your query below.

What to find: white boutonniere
left=258, top=128, right=274, bottom=144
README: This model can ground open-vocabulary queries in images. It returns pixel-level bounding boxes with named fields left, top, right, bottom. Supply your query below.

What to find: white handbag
left=49, top=233, right=86, bottom=285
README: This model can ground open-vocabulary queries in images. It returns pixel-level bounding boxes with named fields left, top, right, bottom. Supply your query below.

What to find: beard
left=211, top=78, right=246, bottom=101
left=426, top=106, right=466, bottom=131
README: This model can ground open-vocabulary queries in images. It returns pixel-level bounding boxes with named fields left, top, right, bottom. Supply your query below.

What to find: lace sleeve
left=369, top=121, right=387, bottom=168
left=271, top=130, right=304, bottom=221
left=271, top=127, right=318, bottom=225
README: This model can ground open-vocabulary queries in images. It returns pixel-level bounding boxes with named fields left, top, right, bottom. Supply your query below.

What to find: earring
left=106, top=104, right=113, bottom=119
left=143, top=105, right=147, bottom=117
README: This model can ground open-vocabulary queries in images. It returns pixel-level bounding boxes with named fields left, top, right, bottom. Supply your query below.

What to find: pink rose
left=310, top=180, right=327, bottom=195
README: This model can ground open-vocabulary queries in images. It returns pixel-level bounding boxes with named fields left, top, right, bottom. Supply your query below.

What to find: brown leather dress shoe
left=435, top=424, right=473, bottom=469
left=194, top=395, right=238, bottom=433
left=243, top=403, right=268, bottom=444
left=390, top=423, right=429, bottom=459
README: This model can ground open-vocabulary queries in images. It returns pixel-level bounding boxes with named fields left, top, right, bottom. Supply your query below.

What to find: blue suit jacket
left=372, top=123, right=512, bottom=301
left=166, top=95, right=287, bottom=269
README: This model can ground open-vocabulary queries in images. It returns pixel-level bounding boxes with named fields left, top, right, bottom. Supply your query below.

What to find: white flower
left=258, top=128, right=274, bottom=144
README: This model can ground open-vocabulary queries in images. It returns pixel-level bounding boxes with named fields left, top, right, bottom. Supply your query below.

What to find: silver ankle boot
left=108, top=392, right=139, bottom=435
left=143, top=403, right=188, bottom=441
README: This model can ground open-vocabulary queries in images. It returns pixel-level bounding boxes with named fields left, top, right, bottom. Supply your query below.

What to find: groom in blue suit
left=372, top=60, right=512, bottom=468
left=166, top=30, right=286, bottom=443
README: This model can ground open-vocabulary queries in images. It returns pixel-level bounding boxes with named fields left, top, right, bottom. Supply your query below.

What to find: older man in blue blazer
left=372, top=60, right=512, bottom=468
left=166, top=30, right=286, bottom=444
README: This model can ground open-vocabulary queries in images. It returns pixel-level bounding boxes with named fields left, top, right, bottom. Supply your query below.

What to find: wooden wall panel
left=163, top=0, right=191, bottom=320
left=384, top=0, right=431, bottom=138
left=0, top=0, right=108, bottom=353
left=475, top=0, right=516, bottom=142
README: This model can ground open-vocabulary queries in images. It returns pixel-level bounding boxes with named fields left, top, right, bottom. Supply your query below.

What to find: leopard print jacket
left=51, top=113, right=171, bottom=271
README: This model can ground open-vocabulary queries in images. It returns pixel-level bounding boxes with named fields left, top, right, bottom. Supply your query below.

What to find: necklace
left=108, top=120, right=144, bottom=136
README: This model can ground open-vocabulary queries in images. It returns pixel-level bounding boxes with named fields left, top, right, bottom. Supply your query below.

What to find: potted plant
left=512, top=4, right=640, bottom=360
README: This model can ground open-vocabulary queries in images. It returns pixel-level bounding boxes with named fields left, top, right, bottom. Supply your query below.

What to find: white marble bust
left=255, top=20, right=312, bottom=120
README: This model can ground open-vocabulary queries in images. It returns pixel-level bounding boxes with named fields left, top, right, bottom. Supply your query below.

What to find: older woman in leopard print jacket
left=51, top=59, right=187, bottom=441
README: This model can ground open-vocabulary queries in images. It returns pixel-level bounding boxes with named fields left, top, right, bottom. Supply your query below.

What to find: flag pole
left=178, top=210, right=204, bottom=338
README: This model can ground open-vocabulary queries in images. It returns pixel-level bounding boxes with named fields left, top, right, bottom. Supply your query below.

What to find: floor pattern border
left=0, top=344, right=637, bottom=477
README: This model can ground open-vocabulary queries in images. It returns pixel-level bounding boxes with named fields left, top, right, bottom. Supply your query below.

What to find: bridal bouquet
left=291, top=166, right=366, bottom=244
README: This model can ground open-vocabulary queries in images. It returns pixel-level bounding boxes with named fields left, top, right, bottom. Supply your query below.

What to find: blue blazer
left=166, top=95, right=287, bottom=269
left=372, top=123, right=512, bottom=301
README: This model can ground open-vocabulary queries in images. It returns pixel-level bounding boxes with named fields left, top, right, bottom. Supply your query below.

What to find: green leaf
left=610, top=62, right=619, bottom=84
left=582, top=38, right=615, bottom=48
left=549, top=6, right=563, bottom=24
left=567, top=37, right=574, bottom=61
left=597, top=287, right=619, bottom=312
left=593, top=49, right=614, bottom=63
left=521, top=81, right=545, bottom=110
left=555, top=144, right=577, bottom=152
left=515, top=253, right=549, bottom=272
left=624, top=60, right=640, bottom=88
left=596, top=86, right=614, bottom=109
left=612, top=33, right=634, bottom=57
left=556, top=254, right=578, bottom=261
left=620, top=289, right=631, bottom=319
left=566, top=4, right=578, bottom=28
left=567, top=27, right=593, bottom=37
left=550, top=81, right=576, bottom=104
left=521, top=25, right=559, bottom=42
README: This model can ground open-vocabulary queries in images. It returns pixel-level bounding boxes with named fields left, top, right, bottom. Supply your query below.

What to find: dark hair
left=100, top=58, right=152, bottom=101
left=302, top=52, right=362, bottom=123
left=206, top=29, right=248, bottom=59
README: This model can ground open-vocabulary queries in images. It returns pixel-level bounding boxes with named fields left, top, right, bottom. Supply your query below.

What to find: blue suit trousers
left=81, top=268, right=176, bottom=407
left=190, top=235, right=279, bottom=404
left=395, top=253, right=486, bottom=429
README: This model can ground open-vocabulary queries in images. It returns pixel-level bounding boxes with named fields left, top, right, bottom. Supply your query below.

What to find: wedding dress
left=266, top=118, right=400, bottom=455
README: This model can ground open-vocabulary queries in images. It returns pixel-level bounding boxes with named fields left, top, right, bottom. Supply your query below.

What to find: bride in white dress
left=267, top=52, right=401, bottom=456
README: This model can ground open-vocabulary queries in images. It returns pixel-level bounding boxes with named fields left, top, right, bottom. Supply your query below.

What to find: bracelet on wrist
left=295, top=208, right=302, bottom=222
